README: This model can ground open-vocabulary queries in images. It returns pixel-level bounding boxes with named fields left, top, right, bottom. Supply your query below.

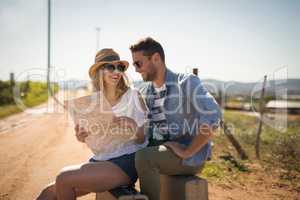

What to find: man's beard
left=143, top=64, right=157, bottom=81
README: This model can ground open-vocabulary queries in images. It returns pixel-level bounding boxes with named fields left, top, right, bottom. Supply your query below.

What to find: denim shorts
left=89, top=153, right=138, bottom=183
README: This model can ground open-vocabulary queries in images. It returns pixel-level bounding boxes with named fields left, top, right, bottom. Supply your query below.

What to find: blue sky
left=0, top=0, right=299, bottom=82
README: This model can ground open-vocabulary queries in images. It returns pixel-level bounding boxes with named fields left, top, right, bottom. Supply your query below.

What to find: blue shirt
left=140, top=68, right=221, bottom=166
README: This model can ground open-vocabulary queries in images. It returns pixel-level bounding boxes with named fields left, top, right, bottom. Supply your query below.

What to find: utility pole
left=96, top=27, right=101, bottom=52
left=46, top=0, right=65, bottom=111
left=47, top=0, right=51, bottom=95
left=10, top=73, right=15, bottom=88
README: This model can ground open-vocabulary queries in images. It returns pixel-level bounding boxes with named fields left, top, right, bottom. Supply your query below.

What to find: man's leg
left=135, top=145, right=203, bottom=200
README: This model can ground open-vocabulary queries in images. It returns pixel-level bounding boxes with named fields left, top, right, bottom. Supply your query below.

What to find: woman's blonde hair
left=91, top=67, right=130, bottom=99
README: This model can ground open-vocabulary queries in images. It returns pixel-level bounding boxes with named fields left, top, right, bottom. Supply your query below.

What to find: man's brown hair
left=130, top=37, right=165, bottom=62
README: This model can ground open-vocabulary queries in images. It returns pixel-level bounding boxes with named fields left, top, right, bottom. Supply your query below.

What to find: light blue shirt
left=140, top=68, right=221, bottom=166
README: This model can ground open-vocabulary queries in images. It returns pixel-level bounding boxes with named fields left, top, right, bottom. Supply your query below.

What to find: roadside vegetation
left=0, top=80, right=59, bottom=118
left=201, top=111, right=300, bottom=198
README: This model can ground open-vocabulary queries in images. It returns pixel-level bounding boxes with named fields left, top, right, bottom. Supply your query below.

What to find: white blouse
left=86, top=87, right=148, bottom=161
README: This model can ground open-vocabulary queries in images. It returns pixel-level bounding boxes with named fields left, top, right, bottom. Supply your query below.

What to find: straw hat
left=88, top=48, right=129, bottom=78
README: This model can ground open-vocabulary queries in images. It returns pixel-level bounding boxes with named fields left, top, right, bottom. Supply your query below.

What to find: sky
left=0, top=0, right=299, bottom=83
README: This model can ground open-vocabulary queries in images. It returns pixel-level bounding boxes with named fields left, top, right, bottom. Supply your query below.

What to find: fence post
left=255, top=75, right=267, bottom=159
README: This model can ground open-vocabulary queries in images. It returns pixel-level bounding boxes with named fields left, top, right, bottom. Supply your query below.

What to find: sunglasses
left=103, top=63, right=126, bottom=73
left=133, top=55, right=152, bottom=69
left=133, top=61, right=143, bottom=69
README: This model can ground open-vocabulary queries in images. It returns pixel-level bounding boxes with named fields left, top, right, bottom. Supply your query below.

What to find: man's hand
left=164, top=141, right=190, bottom=159
left=74, top=124, right=89, bottom=143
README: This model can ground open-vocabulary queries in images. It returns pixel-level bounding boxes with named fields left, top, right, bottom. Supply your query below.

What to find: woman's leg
left=55, top=161, right=131, bottom=200
left=36, top=181, right=90, bottom=200
left=36, top=164, right=90, bottom=200
left=36, top=182, right=57, bottom=200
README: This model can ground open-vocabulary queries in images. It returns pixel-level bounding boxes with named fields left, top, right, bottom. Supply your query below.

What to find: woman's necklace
left=105, top=93, right=120, bottom=107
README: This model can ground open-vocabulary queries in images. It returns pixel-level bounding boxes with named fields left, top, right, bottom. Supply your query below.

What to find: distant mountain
left=57, top=79, right=89, bottom=90
left=133, top=78, right=300, bottom=98
left=202, top=79, right=300, bottom=98
left=56, top=78, right=300, bottom=98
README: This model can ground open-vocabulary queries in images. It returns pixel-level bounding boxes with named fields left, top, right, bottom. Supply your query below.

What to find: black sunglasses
left=103, top=63, right=126, bottom=73
left=133, top=55, right=153, bottom=69
left=133, top=61, right=142, bottom=69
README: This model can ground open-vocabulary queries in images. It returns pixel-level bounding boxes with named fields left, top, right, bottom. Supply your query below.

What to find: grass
left=0, top=104, right=23, bottom=119
left=200, top=110, right=300, bottom=190
left=0, top=82, right=58, bottom=119
left=202, top=161, right=225, bottom=180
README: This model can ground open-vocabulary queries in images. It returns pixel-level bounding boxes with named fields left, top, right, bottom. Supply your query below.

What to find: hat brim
left=89, top=60, right=129, bottom=78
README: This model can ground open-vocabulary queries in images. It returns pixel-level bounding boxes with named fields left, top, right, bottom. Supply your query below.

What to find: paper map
left=64, top=92, right=137, bottom=155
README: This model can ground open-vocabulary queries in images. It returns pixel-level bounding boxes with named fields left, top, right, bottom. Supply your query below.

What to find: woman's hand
left=74, top=124, right=89, bottom=143
left=112, top=116, right=137, bottom=130
left=164, top=141, right=190, bottom=159
left=134, top=126, right=145, bottom=144
left=113, top=116, right=145, bottom=143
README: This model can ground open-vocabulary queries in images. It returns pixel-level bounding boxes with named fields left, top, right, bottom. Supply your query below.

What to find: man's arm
left=165, top=124, right=216, bottom=159
left=184, top=124, right=215, bottom=158
left=165, top=74, right=221, bottom=159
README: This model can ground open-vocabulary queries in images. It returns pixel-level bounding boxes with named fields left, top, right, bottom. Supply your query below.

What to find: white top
left=88, top=87, right=148, bottom=161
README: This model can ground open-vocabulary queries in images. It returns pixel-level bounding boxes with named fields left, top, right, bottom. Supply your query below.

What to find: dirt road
left=0, top=91, right=94, bottom=200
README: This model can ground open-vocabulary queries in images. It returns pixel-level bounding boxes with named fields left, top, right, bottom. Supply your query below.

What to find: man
left=129, top=37, right=221, bottom=200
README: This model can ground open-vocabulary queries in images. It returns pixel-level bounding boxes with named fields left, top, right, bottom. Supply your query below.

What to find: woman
left=36, top=48, right=148, bottom=200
